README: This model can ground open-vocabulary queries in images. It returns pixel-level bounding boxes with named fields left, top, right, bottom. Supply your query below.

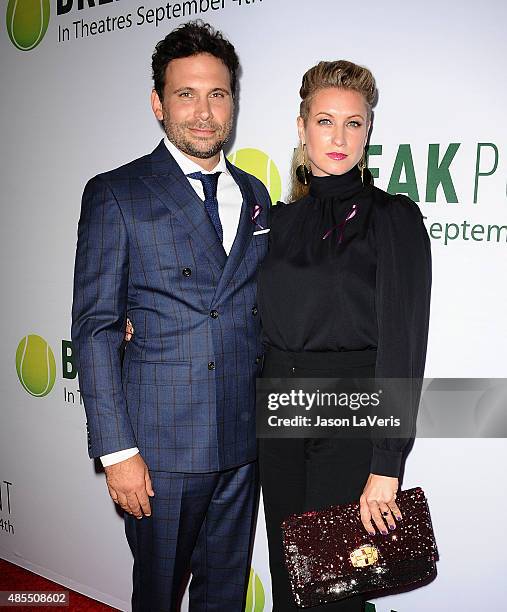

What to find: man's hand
left=104, top=453, right=154, bottom=519
left=359, top=473, right=401, bottom=535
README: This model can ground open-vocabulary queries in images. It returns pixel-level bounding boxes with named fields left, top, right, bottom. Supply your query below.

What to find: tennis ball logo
left=228, top=148, right=282, bottom=203
left=245, top=567, right=265, bottom=612
left=16, top=335, right=56, bottom=397
left=6, top=0, right=50, bottom=51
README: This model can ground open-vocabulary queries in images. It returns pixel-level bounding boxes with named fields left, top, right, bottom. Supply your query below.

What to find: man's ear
left=151, top=89, right=164, bottom=121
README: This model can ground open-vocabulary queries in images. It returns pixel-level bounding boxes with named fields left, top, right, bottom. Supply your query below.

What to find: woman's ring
left=382, top=511, right=389, bottom=516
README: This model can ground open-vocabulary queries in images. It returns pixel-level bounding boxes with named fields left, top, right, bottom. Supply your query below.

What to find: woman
left=257, top=60, right=431, bottom=611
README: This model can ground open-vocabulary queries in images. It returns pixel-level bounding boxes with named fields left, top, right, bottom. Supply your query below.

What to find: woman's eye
left=348, top=121, right=362, bottom=127
left=318, top=118, right=332, bottom=125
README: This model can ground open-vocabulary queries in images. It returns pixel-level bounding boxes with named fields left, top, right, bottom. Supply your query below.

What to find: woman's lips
left=326, top=152, right=348, bottom=161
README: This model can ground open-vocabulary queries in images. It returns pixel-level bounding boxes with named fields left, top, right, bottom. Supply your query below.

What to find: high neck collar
left=309, top=165, right=366, bottom=200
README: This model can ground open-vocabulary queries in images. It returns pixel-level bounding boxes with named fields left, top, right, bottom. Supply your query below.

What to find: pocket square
left=253, top=228, right=270, bottom=235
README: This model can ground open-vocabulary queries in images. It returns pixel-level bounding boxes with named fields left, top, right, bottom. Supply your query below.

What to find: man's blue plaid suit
left=71, top=140, right=271, bottom=611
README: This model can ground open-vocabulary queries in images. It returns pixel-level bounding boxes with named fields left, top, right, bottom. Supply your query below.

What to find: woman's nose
left=332, top=127, right=345, bottom=147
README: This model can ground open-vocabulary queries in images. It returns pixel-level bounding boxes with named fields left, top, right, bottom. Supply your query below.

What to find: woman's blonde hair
left=288, top=60, right=377, bottom=202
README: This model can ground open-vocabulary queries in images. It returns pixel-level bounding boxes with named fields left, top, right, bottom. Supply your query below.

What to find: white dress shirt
left=100, top=138, right=243, bottom=467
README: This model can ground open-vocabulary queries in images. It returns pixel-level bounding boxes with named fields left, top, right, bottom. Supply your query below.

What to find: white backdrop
left=1, top=1, right=506, bottom=610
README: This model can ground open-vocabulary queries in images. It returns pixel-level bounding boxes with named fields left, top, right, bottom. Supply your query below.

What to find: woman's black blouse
left=257, top=166, right=432, bottom=477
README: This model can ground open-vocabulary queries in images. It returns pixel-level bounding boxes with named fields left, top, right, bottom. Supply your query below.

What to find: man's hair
left=152, top=20, right=239, bottom=100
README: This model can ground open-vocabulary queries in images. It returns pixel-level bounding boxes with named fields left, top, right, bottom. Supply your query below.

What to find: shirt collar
left=164, top=136, right=229, bottom=176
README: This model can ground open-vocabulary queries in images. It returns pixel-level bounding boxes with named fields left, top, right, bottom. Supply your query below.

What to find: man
left=71, top=21, right=270, bottom=611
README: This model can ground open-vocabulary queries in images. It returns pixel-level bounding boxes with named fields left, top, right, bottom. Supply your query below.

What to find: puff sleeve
left=370, top=195, right=432, bottom=477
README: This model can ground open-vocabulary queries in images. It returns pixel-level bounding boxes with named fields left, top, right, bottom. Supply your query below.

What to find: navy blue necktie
left=187, top=171, right=223, bottom=243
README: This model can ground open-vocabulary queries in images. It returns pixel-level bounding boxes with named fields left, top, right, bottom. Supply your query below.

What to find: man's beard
left=163, top=116, right=233, bottom=160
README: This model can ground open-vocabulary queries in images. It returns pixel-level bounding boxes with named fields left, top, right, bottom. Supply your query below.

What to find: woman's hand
left=125, top=318, right=134, bottom=342
left=359, top=473, right=401, bottom=535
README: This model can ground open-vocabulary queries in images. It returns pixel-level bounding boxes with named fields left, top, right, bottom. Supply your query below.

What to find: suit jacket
left=71, top=140, right=271, bottom=472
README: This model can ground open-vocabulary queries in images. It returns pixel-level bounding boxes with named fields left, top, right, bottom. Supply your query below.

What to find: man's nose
left=195, top=97, right=211, bottom=121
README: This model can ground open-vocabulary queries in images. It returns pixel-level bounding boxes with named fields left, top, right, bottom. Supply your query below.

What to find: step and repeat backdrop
left=1, top=0, right=506, bottom=610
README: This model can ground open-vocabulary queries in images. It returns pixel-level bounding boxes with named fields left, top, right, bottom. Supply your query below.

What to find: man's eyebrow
left=173, top=86, right=195, bottom=93
left=172, top=87, right=231, bottom=95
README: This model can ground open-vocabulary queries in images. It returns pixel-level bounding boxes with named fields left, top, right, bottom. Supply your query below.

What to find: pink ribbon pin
left=251, top=204, right=264, bottom=230
left=322, top=204, right=358, bottom=244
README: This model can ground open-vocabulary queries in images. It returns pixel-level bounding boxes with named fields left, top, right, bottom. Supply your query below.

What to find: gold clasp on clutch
left=350, top=544, right=379, bottom=567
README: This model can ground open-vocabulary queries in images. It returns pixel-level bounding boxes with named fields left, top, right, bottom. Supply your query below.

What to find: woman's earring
left=296, top=142, right=312, bottom=185
left=358, top=151, right=367, bottom=185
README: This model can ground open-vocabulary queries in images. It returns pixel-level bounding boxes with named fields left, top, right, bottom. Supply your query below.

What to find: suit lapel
left=212, top=160, right=256, bottom=301
left=140, top=141, right=227, bottom=270
left=141, top=141, right=258, bottom=299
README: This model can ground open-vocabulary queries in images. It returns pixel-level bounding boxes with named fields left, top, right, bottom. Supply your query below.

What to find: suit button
left=252, top=306, right=258, bottom=316
left=182, top=268, right=192, bottom=277
left=208, top=361, right=215, bottom=370
left=255, top=356, right=261, bottom=364
left=210, top=310, right=219, bottom=319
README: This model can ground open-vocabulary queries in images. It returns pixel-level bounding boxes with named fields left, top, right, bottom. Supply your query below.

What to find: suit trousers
left=259, top=347, right=377, bottom=612
left=124, top=461, right=258, bottom=612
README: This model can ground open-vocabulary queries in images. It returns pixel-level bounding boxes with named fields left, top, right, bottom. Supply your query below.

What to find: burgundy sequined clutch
left=281, top=487, right=438, bottom=608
